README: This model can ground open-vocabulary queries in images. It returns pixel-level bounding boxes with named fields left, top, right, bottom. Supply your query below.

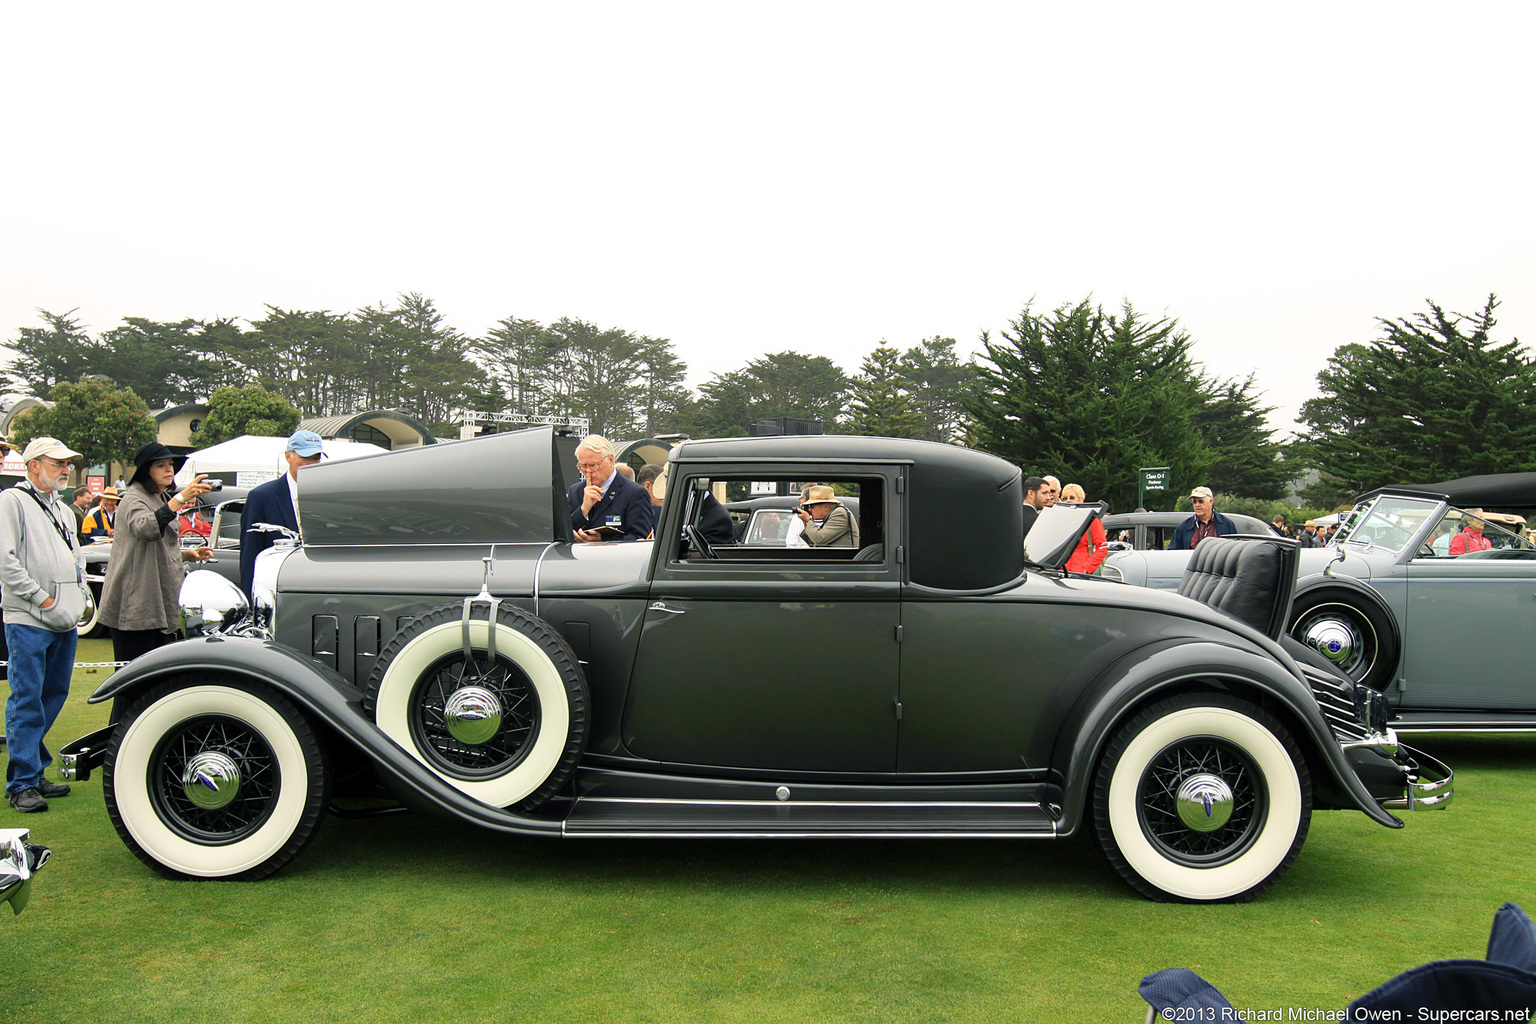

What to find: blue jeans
left=4, top=623, right=78, bottom=794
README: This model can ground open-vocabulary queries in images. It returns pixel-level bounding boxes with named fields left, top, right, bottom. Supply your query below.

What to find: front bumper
left=1344, top=732, right=1454, bottom=811
left=58, top=725, right=113, bottom=782
left=1304, top=666, right=1454, bottom=812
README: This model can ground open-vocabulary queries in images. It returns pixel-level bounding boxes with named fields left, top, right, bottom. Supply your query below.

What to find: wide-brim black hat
left=129, top=441, right=187, bottom=488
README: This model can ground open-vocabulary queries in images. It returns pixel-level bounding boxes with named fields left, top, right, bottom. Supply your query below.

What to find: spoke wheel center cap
left=444, top=685, right=503, bottom=746
left=181, top=751, right=242, bottom=810
left=1175, top=772, right=1234, bottom=832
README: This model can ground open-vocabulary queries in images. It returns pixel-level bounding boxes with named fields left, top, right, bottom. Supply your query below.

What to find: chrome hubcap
left=1303, top=618, right=1356, bottom=665
left=1174, top=773, right=1234, bottom=832
left=443, top=686, right=503, bottom=745
left=181, top=751, right=242, bottom=810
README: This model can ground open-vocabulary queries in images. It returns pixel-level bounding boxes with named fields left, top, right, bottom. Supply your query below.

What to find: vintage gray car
left=61, top=430, right=1449, bottom=902
left=1102, top=510, right=1272, bottom=552
left=1105, top=481, right=1536, bottom=729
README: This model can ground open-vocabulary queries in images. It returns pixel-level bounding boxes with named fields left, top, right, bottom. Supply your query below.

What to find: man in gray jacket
left=2, top=437, right=87, bottom=812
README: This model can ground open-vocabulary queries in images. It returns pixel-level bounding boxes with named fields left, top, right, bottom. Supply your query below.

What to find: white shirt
left=785, top=516, right=809, bottom=548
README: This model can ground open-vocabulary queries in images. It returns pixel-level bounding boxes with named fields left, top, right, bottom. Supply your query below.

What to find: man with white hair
left=567, top=435, right=655, bottom=542
left=1, top=437, right=88, bottom=812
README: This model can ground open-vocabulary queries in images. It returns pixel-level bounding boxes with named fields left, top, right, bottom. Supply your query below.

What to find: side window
left=669, top=475, right=888, bottom=565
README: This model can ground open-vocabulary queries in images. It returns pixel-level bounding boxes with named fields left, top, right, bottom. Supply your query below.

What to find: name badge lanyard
left=23, top=486, right=82, bottom=580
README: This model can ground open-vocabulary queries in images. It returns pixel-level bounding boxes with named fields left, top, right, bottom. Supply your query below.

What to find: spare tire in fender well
left=364, top=602, right=589, bottom=811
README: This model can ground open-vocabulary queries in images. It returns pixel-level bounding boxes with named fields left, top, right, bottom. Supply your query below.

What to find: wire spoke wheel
left=105, top=680, right=329, bottom=880
left=408, top=653, right=541, bottom=778
left=149, top=714, right=280, bottom=843
left=367, top=604, right=588, bottom=810
left=1138, top=739, right=1263, bottom=865
left=1093, top=693, right=1311, bottom=902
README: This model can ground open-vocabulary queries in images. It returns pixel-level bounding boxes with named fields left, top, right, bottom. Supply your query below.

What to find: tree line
left=5, top=292, right=1529, bottom=513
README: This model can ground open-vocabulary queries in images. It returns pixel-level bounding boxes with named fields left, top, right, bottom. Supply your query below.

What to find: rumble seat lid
left=298, top=427, right=576, bottom=545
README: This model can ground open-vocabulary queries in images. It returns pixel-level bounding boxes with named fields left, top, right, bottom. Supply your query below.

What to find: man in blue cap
left=239, top=430, right=325, bottom=600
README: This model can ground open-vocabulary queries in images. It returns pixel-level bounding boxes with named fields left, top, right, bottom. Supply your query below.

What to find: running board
left=562, top=798, right=1059, bottom=837
left=1391, top=710, right=1536, bottom=733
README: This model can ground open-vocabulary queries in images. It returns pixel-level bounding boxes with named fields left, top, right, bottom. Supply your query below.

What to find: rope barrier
left=0, top=661, right=132, bottom=669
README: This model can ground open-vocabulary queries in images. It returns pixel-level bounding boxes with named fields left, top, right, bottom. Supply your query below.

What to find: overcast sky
left=4, top=4, right=1532, bottom=437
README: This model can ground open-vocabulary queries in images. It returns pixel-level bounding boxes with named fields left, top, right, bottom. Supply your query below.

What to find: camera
left=203, top=480, right=224, bottom=493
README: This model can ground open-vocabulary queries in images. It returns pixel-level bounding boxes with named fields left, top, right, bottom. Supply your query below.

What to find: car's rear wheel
left=364, top=604, right=588, bottom=811
left=104, top=679, right=329, bottom=880
left=1092, top=693, right=1311, bottom=903
left=1288, top=592, right=1397, bottom=690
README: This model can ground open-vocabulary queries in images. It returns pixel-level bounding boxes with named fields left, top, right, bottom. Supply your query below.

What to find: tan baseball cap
left=19, top=436, right=81, bottom=463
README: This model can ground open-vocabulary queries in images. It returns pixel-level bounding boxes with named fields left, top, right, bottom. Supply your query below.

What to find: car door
left=1404, top=538, right=1536, bottom=711
left=622, top=470, right=902, bottom=772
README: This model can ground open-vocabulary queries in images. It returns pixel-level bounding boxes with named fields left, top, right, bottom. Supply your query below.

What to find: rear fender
left=1051, top=640, right=1403, bottom=836
left=79, top=636, right=563, bottom=837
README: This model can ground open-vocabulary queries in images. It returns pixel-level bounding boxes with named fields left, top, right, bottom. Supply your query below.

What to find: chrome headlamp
left=1, top=828, right=49, bottom=917
left=179, top=571, right=251, bottom=637
left=75, top=583, right=96, bottom=630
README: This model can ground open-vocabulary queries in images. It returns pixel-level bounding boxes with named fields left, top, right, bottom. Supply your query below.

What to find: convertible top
left=1357, top=472, right=1536, bottom=510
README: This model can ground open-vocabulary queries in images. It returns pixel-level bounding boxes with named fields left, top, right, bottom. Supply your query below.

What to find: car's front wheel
left=104, top=679, right=330, bottom=880
left=1092, top=693, right=1311, bottom=903
left=365, top=604, right=588, bottom=811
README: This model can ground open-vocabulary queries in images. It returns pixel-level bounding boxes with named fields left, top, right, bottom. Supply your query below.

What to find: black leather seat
left=1177, top=535, right=1299, bottom=640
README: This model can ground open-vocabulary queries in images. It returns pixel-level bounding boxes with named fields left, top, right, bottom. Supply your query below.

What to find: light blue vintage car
left=1104, top=486, right=1535, bottom=729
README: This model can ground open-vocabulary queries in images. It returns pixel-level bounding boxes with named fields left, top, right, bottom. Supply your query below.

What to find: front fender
left=78, top=636, right=564, bottom=837
left=1052, top=639, right=1403, bottom=836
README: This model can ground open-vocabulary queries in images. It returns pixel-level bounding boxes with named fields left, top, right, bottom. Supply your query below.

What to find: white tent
left=175, top=435, right=385, bottom=487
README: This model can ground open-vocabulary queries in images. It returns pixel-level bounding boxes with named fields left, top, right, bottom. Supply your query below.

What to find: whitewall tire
left=365, top=605, right=588, bottom=811
left=1092, top=694, right=1311, bottom=903
left=104, top=681, right=329, bottom=880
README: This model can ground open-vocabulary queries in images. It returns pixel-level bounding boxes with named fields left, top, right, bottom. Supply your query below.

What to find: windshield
left=1344, top=495, right=1536, bottom=556
left=1339, top=496, right=1442, bottom=553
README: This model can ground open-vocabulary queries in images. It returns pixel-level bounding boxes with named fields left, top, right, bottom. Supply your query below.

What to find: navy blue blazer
left=240, top=475, right=299, bottom=599
left=567, top=473, right=655, bottom=542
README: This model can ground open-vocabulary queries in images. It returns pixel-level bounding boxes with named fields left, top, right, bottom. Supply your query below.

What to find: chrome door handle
left=648, top=601, right=685, bottom=615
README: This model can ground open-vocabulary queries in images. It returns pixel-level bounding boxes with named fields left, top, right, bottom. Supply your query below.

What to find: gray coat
left=98, top=480, right=185, bottom=633
left=0, top=481, right=87, bottom=632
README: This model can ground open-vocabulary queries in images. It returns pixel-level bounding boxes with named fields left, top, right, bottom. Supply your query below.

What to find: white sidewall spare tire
left=372, top=616, right=581, bottom=808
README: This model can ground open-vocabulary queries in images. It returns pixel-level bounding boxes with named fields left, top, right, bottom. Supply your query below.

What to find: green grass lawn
left=3, top=639, right=1531, bottom=1022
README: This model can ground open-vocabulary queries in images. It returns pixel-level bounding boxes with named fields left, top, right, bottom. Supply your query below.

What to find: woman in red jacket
left=1061, top=483, right=1108, bottom=574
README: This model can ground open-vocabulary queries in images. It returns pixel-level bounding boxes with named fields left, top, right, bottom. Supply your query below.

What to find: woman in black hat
left=97, top=442, right=216, bottom=663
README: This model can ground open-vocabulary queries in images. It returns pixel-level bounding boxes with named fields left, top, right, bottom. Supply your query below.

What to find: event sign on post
left=1138, top=466, right=1171, bottom=511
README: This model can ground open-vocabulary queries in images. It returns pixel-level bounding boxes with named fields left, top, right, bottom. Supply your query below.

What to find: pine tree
left=847, top=344, right=924, bottom=438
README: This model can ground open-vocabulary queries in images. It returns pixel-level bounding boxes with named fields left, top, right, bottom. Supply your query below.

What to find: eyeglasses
left=577, top=460, right=609, bottom=471
left=38, top=456, right=71, bottom=470
left=1191, top=497, right=1211, bottom=504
